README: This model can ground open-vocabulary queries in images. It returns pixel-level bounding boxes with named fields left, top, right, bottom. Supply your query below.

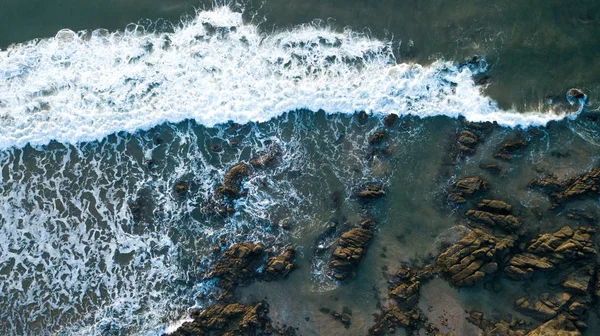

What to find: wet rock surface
left=355, top=182, right=386, bottom=199
left=215, top=163, right=250, bottom=200
left=504, top=226, right=596, bottom=280
left=167, top=302, right=294, bottom=336
left=263, top=245, right=296, bottom=281
left=448, top=176, right=489, bottom=203
left=437, top=228, right=515, bottom=286
left=529, top=168, right=600, bottom=208
left=494, top=139, right=528, bottom=161
left=329, top=221, right=374, bottom=280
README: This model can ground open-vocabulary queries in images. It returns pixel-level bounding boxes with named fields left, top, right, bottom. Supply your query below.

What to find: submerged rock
left=355, top=182, right=386, bottom=199
left=369, top=130, right=387, bottom=146
left=477, top=199, right=513, bottom=214
left=437, top=228, right=515, bottom=286
left=505, top=226, right=596, bottom=280
left=167, top=302, right=281, bottom=336
left=566, top=88, right=587, bottom=106
left=250, top=146, right=280, bottom=168
left=494, top=139, right=528, bottom=161
left=529, top=168, right=600, bottom=209
left=448, top=176, right=488, bottom=203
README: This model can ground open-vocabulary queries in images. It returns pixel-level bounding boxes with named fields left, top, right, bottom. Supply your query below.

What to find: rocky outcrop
left=437, top=228, right=515, bottom=286
left=168, top=302, right=287, bottom=336
left=329, top=221, right=374, bottom=280
left=456, top=130, right=480, bottom=155
left=526, top=314, right=580, bottom=336
left=250, top=146, right=280, bottom=168
left=448, top=176, right=489, bottom=203
left=477, top=199, right=512, bottom=214
left=529, top=168, right=600, bottom=208
left=207, top=242, right=266, bottom=294
left=561, top=263, right=594, bottom=295
left=355, top=182, right=386, bottom=199
left=215, top=163, right=250, bottom=201
left=466, top=210, right=521, bottom=233
left=504, top=226, right=596, bottom=280
left=515, top=292, right=572, bottom=321
left=383, top=113, right=399, bottom=127
left=369, top=130, right=387, bottom=146
left=494, top=139, right=528, bottom=161
left=263, top=245, right=295, bottom=281
left=369, top=265, right=437, bottom=336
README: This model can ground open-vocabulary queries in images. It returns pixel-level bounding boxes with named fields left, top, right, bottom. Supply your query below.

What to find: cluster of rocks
left=529, top=167, right=600, bottom=209
left=447, top=176, right=488, bottom=203
left=206, top=242, right=296, bottom=299
left=329, top=219, right=375, bottom=280
left=214, top=163, right=250, bottom=215
left=249, top=145, right=281, bottom=169
left=494, top=139, right=528, bottom=161
left=168, top=302, right=278, bottom=336
left=449, top=121, right=495, bottom=162
left=318, top=307, right=353, bottom=328
left=466, top=199, right=522, bottom=234
left=368, top=265, right=444, bottom=335
left=504, top=226, right=596, bottom=280
left=437, top=228, right=515, bottom=286
left=355, top=182, right=386, bottom=199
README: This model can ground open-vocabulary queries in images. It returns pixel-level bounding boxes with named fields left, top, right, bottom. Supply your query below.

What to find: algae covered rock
left=526, top=314, right=580, bottom=336
left=329, top=226, right=373, bottom=280
left=448, top=176, right=488, bottom=203
left=263, top=245, right=295, bottom=281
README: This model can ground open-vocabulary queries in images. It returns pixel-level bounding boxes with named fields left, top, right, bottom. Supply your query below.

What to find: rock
left=437, top=228, right=515, bottom=286
left=514, top=292, right=572, bottom=321
left=478, top=199, right=513, bottom=214
left=383, top=113, right=399, bottom=127
left=505, top=226, right=596, bottom=280
left=329, top=227, right=373, bottom=280
left=494, top=139, right=528, bottom=161
left=356, top=182, right=386, bottom=199
left=529, top=168, right=600, bottom=208
left=566, top=210, right=596, bottom=223
left=467, top=310, right=533, bottom=336
left=206, top=242, right=265, bottom=295
left=480, top=163, right=503, bottom=174
left=448, top=176, right=489, bottom=203
left=168, top=302, right=279, bottom=336
left=466, top=210, right=521, bottom=232
left=216, top=163, right=250, bottom=200
left=174, top=181, right=187, bottom=195
left=566, top=88, right=587, bottom=106
left=456, top=130, right=480, bottom=155
left=263, top=246, right=295, bottom=281
left=561, top=263, right=594, bottom=295
left=526, top=314, right=580, bottom=336
left=369, top=130, right=387, bottom=145
left=250, top=146, right=280, bottom=168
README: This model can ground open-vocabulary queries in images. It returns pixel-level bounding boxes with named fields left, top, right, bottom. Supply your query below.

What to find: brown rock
left=494, top=139, right=528, bottom=160
left=329, top=227, right=373, bottom=280
left=369, top=130, right=387, bottom=145
left=356, top=182, right=386, bottom=199
left=514, top=292, right=572, bottom=321
left=437, top=228, right=515, bottom=286
left=526, top=314, right=580, bottom=336
left=206, top=242, right=265, bottom=295
left=505, top=227, right=596, bottom=280
left=529, top=168, right=600, bottom=208
left=478, top=199, right=513, bottom=214
left=216, top=163, right=250, bottom=200
left=383, top=113, right=399, bottom=127
left=449, top=176, right=488, bottom=203
left=466, top=210, right=521, bottom=232
left=263, top=246, right=295, bottom=281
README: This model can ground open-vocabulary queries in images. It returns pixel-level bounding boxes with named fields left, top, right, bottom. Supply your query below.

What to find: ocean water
left=0, top=3, right=599, bottom=336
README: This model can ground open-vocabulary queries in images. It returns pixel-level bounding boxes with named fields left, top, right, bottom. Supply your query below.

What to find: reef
left=529, top=168, right=600, bottom=209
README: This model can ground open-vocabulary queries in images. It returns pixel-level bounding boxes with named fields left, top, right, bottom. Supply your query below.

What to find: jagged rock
left=174, top=181, right=187, bottom=194
left=250, top=146, right=280, bottom=168
left=207, top=242, right=265, bottom=294
left=566, top=209, right=596, bottom=223
left=383, top=113, right=399, bottom=127
left=448, top=176, right=489, bottom=203
left=456, top=130, right=480, bottom=155
left=215, top=163, right=250, bottom=200
left=437, top=228, right=515, bottom=286
left=526, top=314, right=580, bottom=336
left=505, top=226, right=596, bottom=280
left=263, top=245, right=295, bottom=281
left=329, top=227, right=373, bottom=280
left=494, top=139, right=528, bottom=161
left=515, top=292, right=572, bottom=321
left=566, top=88, right=587, bottom=105
left=369, top=130, right=387, bottom=145
left=561, top=263, right=594, bottom=295
left=529, top=168, right=600, bottom=208
left=478, top=199, right=513, bottom=214
left=466, top=210, right=521, bottom=232
left=168, top=302, right=280, bottom=336
left=356, top=182, right=386, bottom=199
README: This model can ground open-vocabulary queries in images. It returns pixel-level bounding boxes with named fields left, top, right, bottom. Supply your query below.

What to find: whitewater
left=0, top=7, right=581, bottom=151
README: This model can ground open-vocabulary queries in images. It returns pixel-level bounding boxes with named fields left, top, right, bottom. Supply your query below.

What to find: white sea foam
left=0, top=7, right=581, bottom=151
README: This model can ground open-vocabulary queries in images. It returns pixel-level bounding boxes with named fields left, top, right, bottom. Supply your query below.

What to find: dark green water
left=2, top=0, right=599, bottom=110
left=1, top=1, right=600, bottom=335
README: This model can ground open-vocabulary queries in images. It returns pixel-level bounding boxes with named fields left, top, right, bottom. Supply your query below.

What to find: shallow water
left=0, top=2, right=600, bottom=336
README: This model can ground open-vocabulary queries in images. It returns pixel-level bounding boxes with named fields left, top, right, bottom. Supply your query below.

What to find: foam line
left=0, top=7, right=578, bottom=150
